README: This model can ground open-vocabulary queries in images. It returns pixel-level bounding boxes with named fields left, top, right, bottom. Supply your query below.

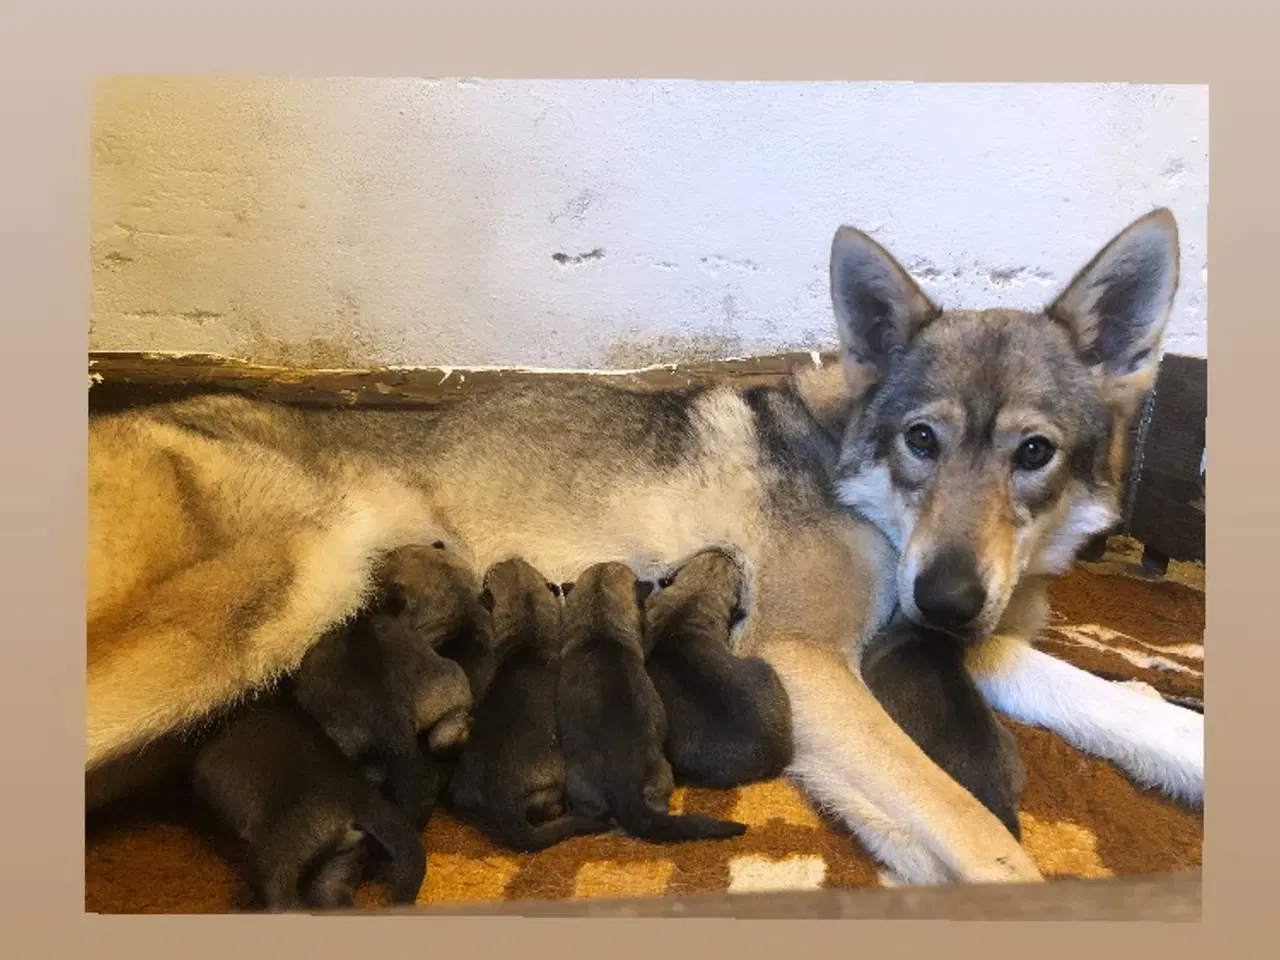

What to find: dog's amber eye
left=1013, top=436, right=1056, bottom=471
left=903, top=423, right=939, bottom=459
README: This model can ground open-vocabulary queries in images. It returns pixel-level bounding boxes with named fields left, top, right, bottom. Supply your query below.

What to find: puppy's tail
left=356, top=798, right=428, bottom=905
left=493, top=808, right=609, bottom=853
left=608, top=785, right=746, bottom=844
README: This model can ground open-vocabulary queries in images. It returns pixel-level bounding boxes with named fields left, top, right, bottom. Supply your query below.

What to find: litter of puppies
left=184, top=545, right=789, bottom=910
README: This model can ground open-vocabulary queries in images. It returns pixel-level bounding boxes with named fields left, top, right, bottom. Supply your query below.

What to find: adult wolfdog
left=87, top=209, right=1202, bottom=884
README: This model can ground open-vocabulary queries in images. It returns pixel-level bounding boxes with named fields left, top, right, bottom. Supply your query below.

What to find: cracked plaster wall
left=91, top=79, right=1208, bottom=369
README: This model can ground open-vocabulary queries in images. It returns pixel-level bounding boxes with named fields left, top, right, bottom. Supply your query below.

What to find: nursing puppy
left=861, top=612, right=1027, bottom=839
left=643, top=550, right=794, bottom=788
left=557, top=561, right=748, bottom=843
left=449, top=559, right=609, bottom=851
left=357, top=737, right=452, bottom=834
left=188, top=697, right=426, bottom=910
left=292, top=543, right=491, bottom=828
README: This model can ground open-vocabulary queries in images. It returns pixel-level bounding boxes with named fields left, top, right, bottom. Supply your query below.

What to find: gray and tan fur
left=86, top=209, right=1202, bottom=885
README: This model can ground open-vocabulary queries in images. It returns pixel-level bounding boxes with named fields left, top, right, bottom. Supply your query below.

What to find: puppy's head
left=292, top=628, right=384, bottom=760
left=561, top=561, right=651, bottom=644
left=371, top=542, right=485, bottom=643
left=479, top=557, right=563, bottom=652
left=644, top=549, right=745, bottom=639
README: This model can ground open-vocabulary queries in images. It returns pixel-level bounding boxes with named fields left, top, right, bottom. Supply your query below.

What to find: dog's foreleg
left=759, top=634, right=1043, bottom=884
left=967, top=635, right=1203, bottom=806
left=787, top=754, right=953, bottom=885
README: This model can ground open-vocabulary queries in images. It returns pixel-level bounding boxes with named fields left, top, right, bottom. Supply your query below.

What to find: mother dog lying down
left=86, top=209, right=1203, bottom=886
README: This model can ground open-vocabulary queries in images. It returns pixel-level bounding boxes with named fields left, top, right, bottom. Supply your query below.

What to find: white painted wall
left=91, top=79, right=1208, bottom=369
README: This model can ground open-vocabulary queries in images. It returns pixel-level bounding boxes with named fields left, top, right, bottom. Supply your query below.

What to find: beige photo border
left=3, top=0, right=1271, bottom=952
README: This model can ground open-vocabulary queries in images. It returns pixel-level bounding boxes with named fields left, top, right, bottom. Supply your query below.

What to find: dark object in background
left=1124, top=354, right=1206, bottom=571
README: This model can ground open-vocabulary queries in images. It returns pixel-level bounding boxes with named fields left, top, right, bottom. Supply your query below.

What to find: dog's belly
left=427, top=475, right=773, bottom=585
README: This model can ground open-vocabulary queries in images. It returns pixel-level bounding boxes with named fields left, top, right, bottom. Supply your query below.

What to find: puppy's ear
left=378, top=583, right=407, bottom=617
left=830, top=225, right=940, bottom=391
left=478, top=586, right=496, bottom=613
left=560, top=581, right=575, bottom=597
left=547, top=582, right=562, bottom=597
left=1047, top=208, right=1179, bottom=422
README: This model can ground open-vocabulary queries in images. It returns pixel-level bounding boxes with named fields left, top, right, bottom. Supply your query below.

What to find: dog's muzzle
left=912, top=545, right=987, bottom=635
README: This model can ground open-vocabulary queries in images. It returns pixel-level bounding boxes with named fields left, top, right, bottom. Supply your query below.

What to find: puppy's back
left=558, top=562, right=746, bottom=843
left=644, top=550, right=793, bottom=787
left=861, top=616, right=1026, bottom=839
left=556, top=562, right=655, bottom=763
left=454, top=558, right=609, bottom=851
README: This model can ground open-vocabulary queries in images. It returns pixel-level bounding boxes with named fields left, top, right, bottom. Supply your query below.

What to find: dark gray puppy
left=448, top=558, right=609, bottom=851
left=643, top=550, right=793, bottom=788
left=292, top=542, right=493, bottom=829
left=557, top=561, right=748, bottom=844
left=188, top=697, right=426, bottom=910
left=860, top=611, right=1027, bottom=839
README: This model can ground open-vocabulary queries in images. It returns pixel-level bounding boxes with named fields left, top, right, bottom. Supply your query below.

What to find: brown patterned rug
left=84, top=540, right=1204, bottom=913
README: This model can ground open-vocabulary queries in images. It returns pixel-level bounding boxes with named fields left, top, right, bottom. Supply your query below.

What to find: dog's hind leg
left=87, top=522, right=385, bottom=772
left=87, top=545, right=302, bottom=771
left=88, top=468, right=438, bottom=775
left=967, top=635, right=1203, bottom=806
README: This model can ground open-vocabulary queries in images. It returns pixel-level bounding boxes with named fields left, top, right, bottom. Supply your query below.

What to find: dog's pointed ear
left=830, top=226, right=940, bottom=389
left=1047, top=208, right=1179, bottom=419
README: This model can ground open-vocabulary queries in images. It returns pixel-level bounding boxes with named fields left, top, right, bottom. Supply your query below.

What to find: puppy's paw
left=304, top=840, right=367, bottom=909
left=426, top=709, right=473, bottom=755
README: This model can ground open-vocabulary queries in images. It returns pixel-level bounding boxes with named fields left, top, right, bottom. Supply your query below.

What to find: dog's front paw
left=965, top=846, right=1044, bottom=885
left=1124, top=699, right=1204, bottom=807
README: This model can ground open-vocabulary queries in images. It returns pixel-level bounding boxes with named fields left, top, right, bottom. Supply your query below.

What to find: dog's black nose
left=913, top=547, right=986, bottom=631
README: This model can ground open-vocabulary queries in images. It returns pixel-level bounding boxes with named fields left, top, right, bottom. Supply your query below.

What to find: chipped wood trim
left=87, top=350, right=834, bottom=415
